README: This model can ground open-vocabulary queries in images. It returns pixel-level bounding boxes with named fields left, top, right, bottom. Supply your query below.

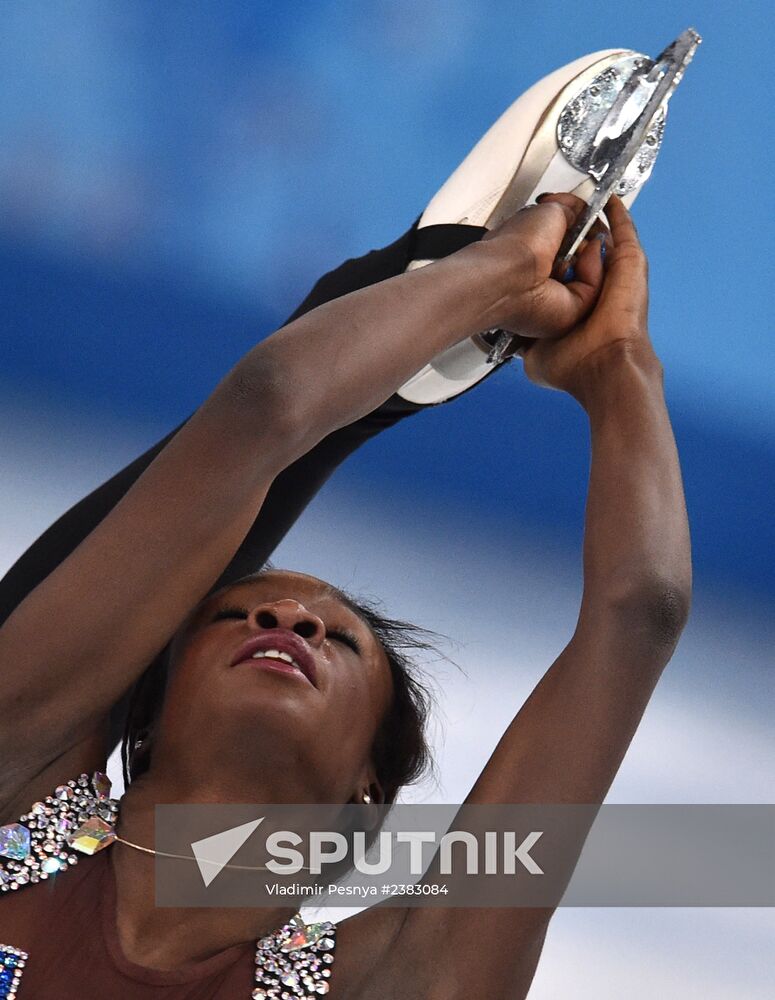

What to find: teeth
left=251, top=649, right=301, bottom=669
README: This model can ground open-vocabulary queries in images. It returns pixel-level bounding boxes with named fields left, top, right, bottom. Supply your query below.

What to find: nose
left=247, top=599, right=326, bottom=646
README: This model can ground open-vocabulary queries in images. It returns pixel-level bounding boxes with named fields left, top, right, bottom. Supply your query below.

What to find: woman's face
left=151, top=570, right=394, bottom=803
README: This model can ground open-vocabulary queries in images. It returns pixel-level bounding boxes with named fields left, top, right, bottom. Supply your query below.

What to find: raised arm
left=0, top=202, right=600, bottom=788
left=397, top=195, right=692, bottom=998
left=467, top=194, right=691, bottom=810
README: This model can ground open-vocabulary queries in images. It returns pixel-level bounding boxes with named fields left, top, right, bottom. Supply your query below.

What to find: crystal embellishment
left=0, top=944, right=28, bottom=998
left=255, top=912, right=336, bottom=997
left=557, top=53, right=668, bottom=196
left=0, top=776, right=339, bottom=998
left=0, top=825, right=30, bottom=862
left=0, top=772, right=119, bottom=892
left=67, top=817, right=116, bottom=856
left=92, top=771, right=111, bottom=800
left=280, top=915, right=331, bottom=953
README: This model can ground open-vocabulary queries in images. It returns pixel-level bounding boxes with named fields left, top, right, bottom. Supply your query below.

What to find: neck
left=112, top=769, right=315, bottom=969
left=141, top=743, right=330, bottom=803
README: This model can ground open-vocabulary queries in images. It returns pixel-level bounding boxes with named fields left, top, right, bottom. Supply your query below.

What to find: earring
left=362, top=792, right=372, bottom=805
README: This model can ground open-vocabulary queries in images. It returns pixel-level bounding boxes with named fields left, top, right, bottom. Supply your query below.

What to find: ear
left=349, top=769, right=385, bottom=807
left=127, top=727, right=154, bottom=780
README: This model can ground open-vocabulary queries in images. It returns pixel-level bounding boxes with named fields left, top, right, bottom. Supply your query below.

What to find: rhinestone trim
left=0, top=772, right=118, bottom=891
left=557, top=54, right=667, bottom=196
left=0, top=944, right=27, bottom=997
left=254, top=914, right=336, bottom=998
left=0, top=775, right=338, bottom=996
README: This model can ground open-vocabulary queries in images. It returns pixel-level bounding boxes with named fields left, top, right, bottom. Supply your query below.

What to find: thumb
left=483, top=200, right=575, bottom=259
left=528, top=251, right=603, bottom=337
left=513, top=200, right=576, bottom=253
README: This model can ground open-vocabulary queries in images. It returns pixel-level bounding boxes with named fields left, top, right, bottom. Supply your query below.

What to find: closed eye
left=212, top=606, right=249, bottom=622
left=326, top=628, right=362, bottom=655
left=211, top=606, right=361, bottom=653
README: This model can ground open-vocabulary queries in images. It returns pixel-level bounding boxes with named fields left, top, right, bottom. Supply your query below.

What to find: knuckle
left=545, top=200, right=574, bottom=225
left=613, top=245, right=647, bottom=272
left=508, top=238, right=539, bottom=288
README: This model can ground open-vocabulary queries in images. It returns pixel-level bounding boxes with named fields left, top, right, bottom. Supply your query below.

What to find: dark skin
left=0, top=194, right=691, bottom=999
left=150, top=572, right=395, bottom=808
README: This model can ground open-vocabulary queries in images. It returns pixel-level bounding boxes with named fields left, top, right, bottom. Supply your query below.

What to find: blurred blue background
left=0, top=2, right=772, bottom=997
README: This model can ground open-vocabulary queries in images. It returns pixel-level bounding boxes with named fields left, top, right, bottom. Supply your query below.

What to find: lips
left=230, top=631, right=317, bottom=687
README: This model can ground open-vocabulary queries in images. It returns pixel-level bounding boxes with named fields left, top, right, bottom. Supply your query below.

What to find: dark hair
left=120, top=573, right=440, bottom=803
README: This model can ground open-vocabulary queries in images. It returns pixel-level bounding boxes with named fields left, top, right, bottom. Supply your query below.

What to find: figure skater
left=0, top=46, right=691, bottom=1000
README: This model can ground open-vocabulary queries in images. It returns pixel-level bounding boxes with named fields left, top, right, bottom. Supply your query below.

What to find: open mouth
left=247, top=649, right=309, bottom=681
left=230, top=633, right=317, bottom=687
left=250, top=648, right=301, bottom=669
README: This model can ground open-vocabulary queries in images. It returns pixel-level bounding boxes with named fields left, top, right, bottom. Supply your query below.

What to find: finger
left=572, top=219, right=611, bottom=272
left=602, top=194, right=642, bottom=253
left=540, top=192, right=611, bottom=276
left=538, top=191, right=615, bottom=237
left=519, top=199, right=576, bottom=235
left=573, top=231, right=606, bottom=289
left=592, top=198, right=649, bottom=325
left=481, top=197, right=576, bottom=255
left=599, top=195, right=647, bottom=286
left=533, top=254, right=603, bottom=336
left=535, top=191, right=588, bottom=218
left=587, top=216, right=612, bottom=246
left=557, top=255, right=603, bottom=320
left=520, top=338, right=555, bottom=389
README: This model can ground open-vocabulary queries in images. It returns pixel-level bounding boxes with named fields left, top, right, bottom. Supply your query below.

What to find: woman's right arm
left=0, top=202, right=601, bottom=780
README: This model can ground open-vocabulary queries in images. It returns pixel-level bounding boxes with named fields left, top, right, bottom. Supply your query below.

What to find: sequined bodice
left=0, top=773, right=337, bottom=998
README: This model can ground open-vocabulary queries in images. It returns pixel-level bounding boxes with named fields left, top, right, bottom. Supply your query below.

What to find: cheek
left=163, top=634, right=225, bottom=715
left=322, top=663, right=390, bottom=748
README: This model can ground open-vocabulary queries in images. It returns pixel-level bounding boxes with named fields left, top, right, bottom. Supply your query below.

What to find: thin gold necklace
left=0, top=772, right=338, bottom=998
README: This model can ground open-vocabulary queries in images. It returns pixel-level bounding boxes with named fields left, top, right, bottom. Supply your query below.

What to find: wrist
left=450, top=238, right=519, bottom=336
left=573, top=339, right=664, bottom=413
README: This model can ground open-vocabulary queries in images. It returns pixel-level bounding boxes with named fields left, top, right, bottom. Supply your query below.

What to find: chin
left=224, top=684, right=315, bottom=730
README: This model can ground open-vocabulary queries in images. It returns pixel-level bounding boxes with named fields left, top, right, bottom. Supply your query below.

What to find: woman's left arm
left=467, top=339, right=691, bottom=810
left=466, top=194, right=691, bottom=808
left=392, top=195, right=692, bottom=997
